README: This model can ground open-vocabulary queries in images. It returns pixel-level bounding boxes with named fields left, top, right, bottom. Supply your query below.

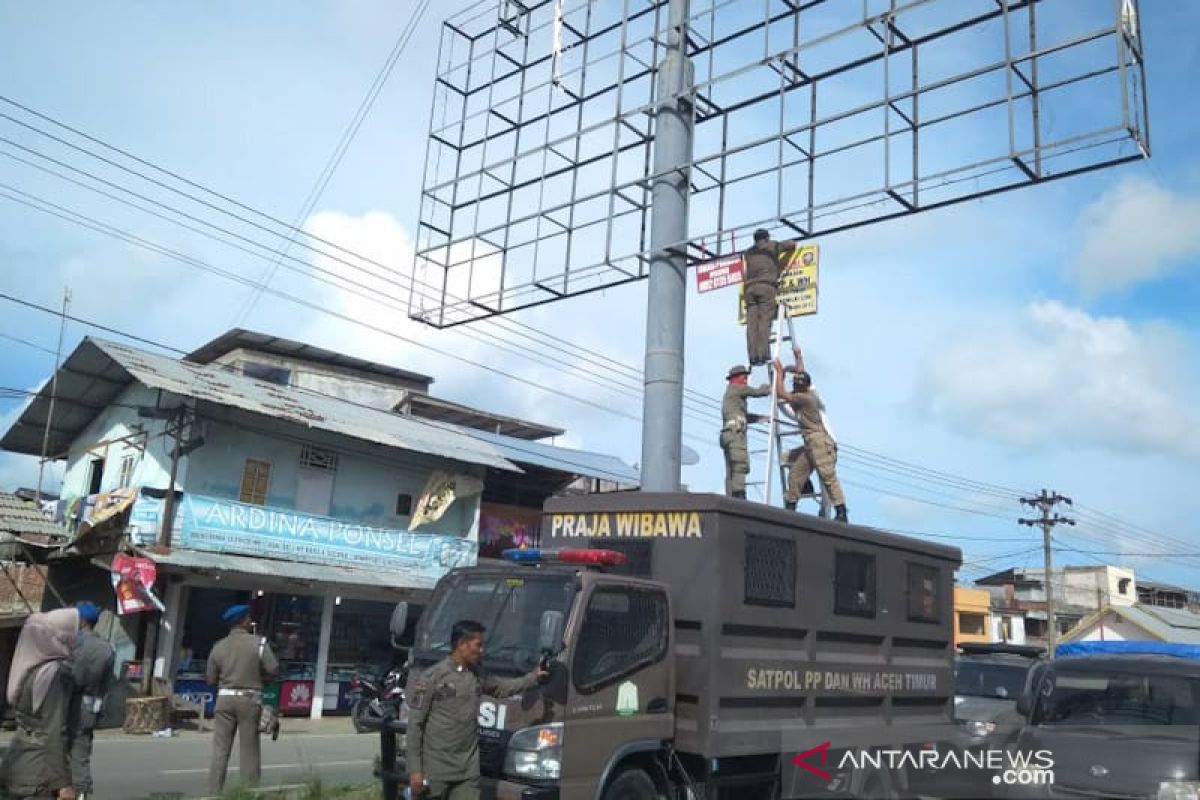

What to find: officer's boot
left=732, top=490, right=746, bottom=499
left=835, top=504, right=849, bottom=523
left=784, top=500, right=796, bottom=511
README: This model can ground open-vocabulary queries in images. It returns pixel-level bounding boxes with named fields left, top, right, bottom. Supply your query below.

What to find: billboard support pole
left=640, top=0, right=694, bottom=492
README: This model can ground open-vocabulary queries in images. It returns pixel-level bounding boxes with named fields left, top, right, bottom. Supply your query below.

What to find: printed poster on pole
left=737, top=244, right=820, bottom=324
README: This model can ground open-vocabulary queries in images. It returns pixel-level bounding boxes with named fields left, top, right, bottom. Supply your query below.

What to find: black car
left=956, top=643, right=1045, bottom=745
left=1004, top=653, right=1200, bottom=799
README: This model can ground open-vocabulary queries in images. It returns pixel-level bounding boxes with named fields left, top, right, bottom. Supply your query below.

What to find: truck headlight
left=503, top=723, right=563, bottom=781
left=1158, top=781, right=1200, bottom=800
left=958, top=719, right=996, bottom=738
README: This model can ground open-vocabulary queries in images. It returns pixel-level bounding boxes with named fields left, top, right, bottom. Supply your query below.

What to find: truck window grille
left=744, top=533, right=796, bottom=608
left=573, top=587, right=668, bottom=693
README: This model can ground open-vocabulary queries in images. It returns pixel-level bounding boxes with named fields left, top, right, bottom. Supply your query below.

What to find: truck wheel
left=602, top=767, right=659, bottom=800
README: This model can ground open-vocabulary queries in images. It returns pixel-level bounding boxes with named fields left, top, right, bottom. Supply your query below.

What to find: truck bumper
left=482, top=777, right=559, bottom=800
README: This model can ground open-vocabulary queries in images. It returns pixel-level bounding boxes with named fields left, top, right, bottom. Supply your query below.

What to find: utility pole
left=639, top=0, right=694, bottom=492
left=36, top=287, right=71, bottom=504
left=1020, top=489, right=1075, bottom=658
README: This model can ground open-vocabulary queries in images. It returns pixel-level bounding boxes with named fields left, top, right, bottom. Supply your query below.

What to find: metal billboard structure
left=412, top=0, right=1148, bottom=327
left=410, top=0, right=1149, bottom=489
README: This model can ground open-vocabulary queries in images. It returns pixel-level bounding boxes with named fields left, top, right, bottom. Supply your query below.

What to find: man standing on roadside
left=407, top=620, right=548, bottom=800
left=206, top=604, right=278, bottom=795
left=69, top=601, right=114, bottom=800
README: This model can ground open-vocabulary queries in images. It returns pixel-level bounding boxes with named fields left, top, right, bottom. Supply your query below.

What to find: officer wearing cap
left=774, top=346, right=849, bottom=522
left=69, top=601, right=115, bottom=800
left=742, top=228, right=798, bottom=366
left=206, top=603, right=278, bottom=795
left=720, top=364, right=770, bottom=498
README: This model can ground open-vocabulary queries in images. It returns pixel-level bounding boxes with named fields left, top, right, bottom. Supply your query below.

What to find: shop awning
left=133, top=548, right=437, bottom=598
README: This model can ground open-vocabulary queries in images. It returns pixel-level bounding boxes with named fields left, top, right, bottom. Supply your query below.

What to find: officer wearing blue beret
left=205, top=603, right=278, bottom=794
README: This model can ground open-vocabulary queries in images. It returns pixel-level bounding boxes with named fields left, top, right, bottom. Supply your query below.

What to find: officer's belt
left=219, top=688, right=262, bottom=697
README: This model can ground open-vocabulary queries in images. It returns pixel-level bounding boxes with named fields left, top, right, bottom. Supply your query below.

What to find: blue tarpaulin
left=1057, top=641, right=1200, bottom=659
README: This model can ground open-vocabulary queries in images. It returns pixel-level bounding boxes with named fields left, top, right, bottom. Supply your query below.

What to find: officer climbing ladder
left=720, top=228, right=848, bottom=522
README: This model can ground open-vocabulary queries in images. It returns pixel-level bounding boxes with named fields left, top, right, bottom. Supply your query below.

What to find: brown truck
left=378, top=492, right=960, bottom=799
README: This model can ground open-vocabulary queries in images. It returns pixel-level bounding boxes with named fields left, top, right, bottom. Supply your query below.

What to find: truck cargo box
left=543, top=492, right=962, bottom=759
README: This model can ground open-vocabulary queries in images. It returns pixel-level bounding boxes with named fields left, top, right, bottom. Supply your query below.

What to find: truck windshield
left=1035, top=670, right=1200, bottom=728
left=955, top=661, right=1029, bottom=699
left=413, top=573, right=576, bottom=676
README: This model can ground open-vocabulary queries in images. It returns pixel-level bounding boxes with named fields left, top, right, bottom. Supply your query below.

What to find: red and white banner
left=696, top=255, right=744, bottom=293
left=111, top=553, right=163, bottom=615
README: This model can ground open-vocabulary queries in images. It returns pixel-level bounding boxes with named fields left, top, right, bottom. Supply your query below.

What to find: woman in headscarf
left=0, top=607, right=79, bottom=800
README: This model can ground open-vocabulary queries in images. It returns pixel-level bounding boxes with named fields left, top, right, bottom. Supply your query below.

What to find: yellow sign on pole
left=738, top=244, right=819, bottom=324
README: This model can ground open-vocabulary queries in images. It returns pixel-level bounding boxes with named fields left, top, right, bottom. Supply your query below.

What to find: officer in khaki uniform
left=407, top=620, right=547, bottom=800
left=69, top=602, right=115, bottom=800
left=742, top=228, right=797, bottom=366
left=206, top=604, right=278, bottom=795
left=720, top=364, right=770, bottom=498
left=773, top=347, right=849, bottom=522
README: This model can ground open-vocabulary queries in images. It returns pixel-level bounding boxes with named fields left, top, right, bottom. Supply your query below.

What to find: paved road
left=1, top=723, right=380, bottom=800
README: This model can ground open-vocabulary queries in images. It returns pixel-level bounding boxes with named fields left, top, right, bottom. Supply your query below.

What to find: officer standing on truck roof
left=721, top=365, right=770, bottom=499
left=773, top=346, right=849, bottom=522
left=743, top=228, right=798, bottom=367
left=407, top=620, right=548, bottom=800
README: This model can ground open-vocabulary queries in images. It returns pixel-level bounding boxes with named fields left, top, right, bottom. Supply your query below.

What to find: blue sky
left=1, top=1, right=1197, bottom=590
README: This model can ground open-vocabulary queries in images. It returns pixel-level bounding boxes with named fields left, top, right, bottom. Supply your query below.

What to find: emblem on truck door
left=616, top=681, right=639, bottom=716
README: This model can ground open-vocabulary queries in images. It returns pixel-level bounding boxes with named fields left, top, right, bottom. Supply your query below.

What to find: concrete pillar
left=154, top=581, right=186, bottom=681
left=310, top=592, right=335, bottom=719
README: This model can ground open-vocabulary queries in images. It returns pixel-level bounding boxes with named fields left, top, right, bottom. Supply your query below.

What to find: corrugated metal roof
left=0, top=338, right=519, bottom=473
left=469, top=429, right=639, bottom=486
left=0, top=492, right=67, bottom=539
left=1067, top=603, right=1200, bottom=645
left=185, top=328, right=434, bottom=388
left=141, top=547, right=439, bottom=594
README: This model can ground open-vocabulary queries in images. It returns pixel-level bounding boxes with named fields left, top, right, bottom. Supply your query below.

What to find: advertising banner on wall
left=110, top=553, right=163, bottom=615
left=129, top=492, right=477, bottom=580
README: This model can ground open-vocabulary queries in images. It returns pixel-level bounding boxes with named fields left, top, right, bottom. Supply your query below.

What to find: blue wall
left=60, top=383, right=484, bottom=539
left=180, top=406, right=481, bottom=538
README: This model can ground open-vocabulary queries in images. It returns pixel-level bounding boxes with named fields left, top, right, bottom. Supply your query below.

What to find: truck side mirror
left=389, top=602, right=409, bottom=649
left=538, top=610, right=565, bottom=654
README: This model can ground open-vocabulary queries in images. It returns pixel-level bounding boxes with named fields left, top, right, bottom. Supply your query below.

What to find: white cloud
left=921, top=300, right=1200, bottom=458
left=1070, top=175, right=1200, bottom=296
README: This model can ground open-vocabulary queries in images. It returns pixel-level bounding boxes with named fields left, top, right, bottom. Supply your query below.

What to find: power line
left=235, top=0, right=433, bottom=323
left=0, top=331, right=56, bottom=356
left=0, top=99, right=1052, bottom=506
left=0, top=144, right=725, bottom=431
left=0, top=291, right=187, bottom=354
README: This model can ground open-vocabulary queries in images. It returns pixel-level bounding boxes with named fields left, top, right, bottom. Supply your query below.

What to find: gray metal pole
left=640, top=0, right=693, bottom=492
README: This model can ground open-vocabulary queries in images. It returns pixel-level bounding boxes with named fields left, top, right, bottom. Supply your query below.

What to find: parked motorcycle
left=349, top=666, right=407, bottom=733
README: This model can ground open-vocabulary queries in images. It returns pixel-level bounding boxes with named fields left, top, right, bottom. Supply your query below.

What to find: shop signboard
left=130, top=492, right=477, bottom=580
left=262, top=682, right=281, bottom=709
left=174, top=679, right=217, bottom=716
left=279, top=680, right=315, bottom=715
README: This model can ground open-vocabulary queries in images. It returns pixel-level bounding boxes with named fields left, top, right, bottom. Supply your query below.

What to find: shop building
left=1, top=332, right=637, bottom=721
